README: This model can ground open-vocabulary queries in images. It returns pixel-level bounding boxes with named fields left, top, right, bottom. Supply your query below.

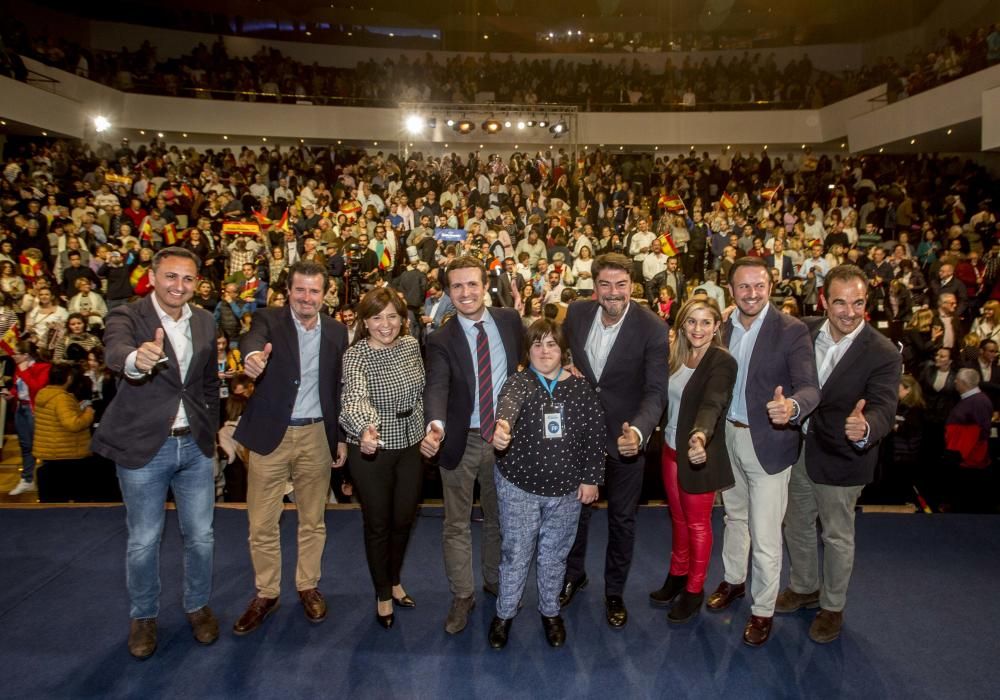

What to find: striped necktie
left=475, top=321, right=495, bottom=442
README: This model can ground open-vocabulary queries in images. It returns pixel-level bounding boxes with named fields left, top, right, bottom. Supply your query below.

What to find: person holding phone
left=487, top=319, right=607, bottom=650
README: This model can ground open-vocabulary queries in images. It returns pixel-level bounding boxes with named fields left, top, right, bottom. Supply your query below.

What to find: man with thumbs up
left=233, top=260, right=349, bottom=635
left=778, top=265, right=900, bottom=643
left=707, top=257, right=820, bottom=648
left=93, top=247, right=220, bottom=659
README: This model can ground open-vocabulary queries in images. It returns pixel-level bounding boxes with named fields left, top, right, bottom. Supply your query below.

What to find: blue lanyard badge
left=531, top=368, right=564, bottom=439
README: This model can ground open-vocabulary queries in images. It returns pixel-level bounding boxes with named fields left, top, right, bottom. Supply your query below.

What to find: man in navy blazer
left=558, top=253, right=669, bottom=628
left=778, top=265, right=900, bottom=643
left=231, top=260, right=349, bottom=635
left=706, top=257, right=820, bottom=647
left=92, top=247, right=220, bottom=659
left=421, top=256, right=524, bottom=634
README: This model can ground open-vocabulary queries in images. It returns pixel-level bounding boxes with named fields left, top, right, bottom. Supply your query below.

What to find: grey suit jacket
left=723, top=304, right=820, bottom=474
left=92, top=296, right=219, bottom=468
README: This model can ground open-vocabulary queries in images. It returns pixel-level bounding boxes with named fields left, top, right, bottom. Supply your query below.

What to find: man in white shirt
left=628, top=218, right=656, bottom=278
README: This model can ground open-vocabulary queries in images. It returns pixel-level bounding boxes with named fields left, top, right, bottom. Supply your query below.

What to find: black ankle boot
left=649, top=574, right=688, bottom=607
left=667, top=590, right=704, bottom=624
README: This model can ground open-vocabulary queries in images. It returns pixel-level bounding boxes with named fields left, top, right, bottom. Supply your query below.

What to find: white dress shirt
left=125, top=294, right=193, bottom=429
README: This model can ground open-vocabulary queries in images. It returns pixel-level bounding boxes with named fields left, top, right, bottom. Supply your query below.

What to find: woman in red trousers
left=649, top=298, right=737, bottom=622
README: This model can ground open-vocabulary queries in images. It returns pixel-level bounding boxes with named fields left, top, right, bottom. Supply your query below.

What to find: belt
left=169, top=426, right=192, bottom=437
left=396, top=408, right=414, bottom=418
left=728, top=419, right=750, bottom=429
left=289, top=417, right=323, bottom=427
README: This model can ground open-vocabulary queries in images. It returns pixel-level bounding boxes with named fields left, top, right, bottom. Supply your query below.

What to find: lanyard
left=530, top=367, right=563, bottom=399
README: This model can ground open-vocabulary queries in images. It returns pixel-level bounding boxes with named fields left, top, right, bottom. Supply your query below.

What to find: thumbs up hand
left=244, top=342, right=272, bottom=379
left=135, top=327, right=167, bottom=373
left=360, top=425, right=380, bottom=455
left=617, top=421, right=641, bottom=458
left=492, top=419, right=512, bottom=451
left=766, top=385, right=795, bottom=425
left=687, top=431, right=707, bottom=465
left=420, top=422, right=445, bottom=458
left=845, top=399, right=868, bottom=442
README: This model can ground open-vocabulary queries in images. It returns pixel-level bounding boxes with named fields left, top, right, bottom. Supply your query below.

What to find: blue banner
left=434, top=227, right=468, bottom=242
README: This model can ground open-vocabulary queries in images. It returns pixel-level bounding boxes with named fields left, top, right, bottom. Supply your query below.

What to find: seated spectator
left=52, top=313, right=102, bottom=363
left=66, top=278, right=108, bottom=330
left=25, top=287, right=68, bottom=347
left=31, top=363, right=98, bottom=502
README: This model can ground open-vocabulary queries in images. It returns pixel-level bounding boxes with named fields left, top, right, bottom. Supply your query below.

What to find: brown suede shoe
left=186, top=606, right=219, bottom=645
left=742, top=614, right=773, bottom=647
left=809, top=609, right=844, bottom=644
left=128, top=618, right=157, bottom=660
left=298, top=588, right=327, bottom=623
left=233, top=596, right=279, bottom=635
left=775, top=588, right=821, bottom=614
left=706, top=581, right=746, bottom=611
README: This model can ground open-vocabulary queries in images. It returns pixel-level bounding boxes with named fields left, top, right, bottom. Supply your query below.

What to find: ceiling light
left=910, top=138, right=916, bottom=144
left=946, top=129, right=953, bottom=135
left=483, top=34, right=489, bottom=40
left=454, top=119, right=475, bottom=134
left=878, top=147, right=884, bottom=153
left=223, top=135, right=228, bottom=140
left=503, top=120, right=512, bottom=128
left=526, top=119, right=536, bottom=127
left=405, top=114, right=425, bottom=134
left=537, top=119, right=549, bottom=128
left=139, top=130, right=145, bottom=135
left=93, top=116, right=111, bottom=133
left=549, top=121, right=568, bottom=135
left=157, top=132, right=164, bottom=138
left=517, top=121, right=526, bottom=130
left=182, top=133, right=188, bottom=138
left=41, top=131, right=48, bottom=136
left=373, top=141, right=378, bottom=146
left=482, top=119, right=502, bottom=134
left=0, top=121, right=6, bottom=126
left=261, top=137, right=266, bottom=142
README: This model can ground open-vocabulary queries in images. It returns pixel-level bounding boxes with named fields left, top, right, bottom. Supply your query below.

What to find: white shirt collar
left=732, top=300, right=770, bottom=331
left=150, top=292, right=192, bottom=324
left=961, top=387, right=982, bottom=400
left=818, top=318, right=866, bottom=345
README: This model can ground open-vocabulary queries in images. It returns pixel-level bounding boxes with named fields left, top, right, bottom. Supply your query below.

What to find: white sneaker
left=9, top=479, right=37, bottom=496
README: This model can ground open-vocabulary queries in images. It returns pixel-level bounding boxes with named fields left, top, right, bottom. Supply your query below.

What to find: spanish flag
left=720, top=191, right=737, bottom=211
left=252, top=209, right=272, bottom=227
left=139, top=219, right=154, bottom=244
left=658, top=194, right=686, bottom=214
left=0, top=322, right=20, bottom=356
left=275, top=209, right=290, bottom=233
left=18, top=253, right=42, bottom=280
left=656, top=232, right=678, bottom=257
left=180, top=183, right=194, bottom=199
left=145, top=181, right=158, bottom=201
left=378, top=246, right=391, bottom=271
left=130, top=264, right=149, bottom=289
left=162, top=223, right=178, bottom=246
left=339, top=200, right=361, bottom=222
left=761, top=183, right=782, bottom=202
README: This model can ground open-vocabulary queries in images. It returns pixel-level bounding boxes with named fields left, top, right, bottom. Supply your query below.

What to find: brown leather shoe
left=233, top=596, right=279, bottom=635
left=706, top=581, right=746, bottom=611
left=742, top=614, right=773, bottom=647
left=775, top=588, right=820, bottom=614
left=809, top=609, right=844, bottom=644
left=298, top=588, right=327, bottom=623
left=128, top=618, right=157, bottom=659
left=186, top=606, right=219, bottom=645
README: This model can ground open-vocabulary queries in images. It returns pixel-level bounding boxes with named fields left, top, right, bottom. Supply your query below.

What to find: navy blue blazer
left=234, top=306, right=348, bottom=456
left=723, top=304, right=820, bottom=474
left=565, top=300, right=669, bottom=461
left=423, top=307, right=524, bottom=469
left=92, top=296, right=219, bottom=469
left=803, top=319, right=901, bottom=486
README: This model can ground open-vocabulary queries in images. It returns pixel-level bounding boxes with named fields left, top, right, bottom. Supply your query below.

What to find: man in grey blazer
left=92, top=247, right=220, bottom=659
left=777, top=265, right=900, bottom=643
left=706, top=257, right=820, bottom=647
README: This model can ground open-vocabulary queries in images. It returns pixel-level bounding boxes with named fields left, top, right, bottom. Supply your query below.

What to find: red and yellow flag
left=179, top=183, right=194, bottom=199
left=658, top=194, right=686, bottom=214
left=656, top=232, right=678, bottom=257
left=275, top=209, right=290, bottom=233
left=18, top=254, right=42, bottom=280
left=0, top=322, right=20, bottom=355
left=720, top=191, right=736, bottom=211
left=162, top=223, right=178, bottom=246
left=762, top=183, right=782, bottom=202
left=139, top=218, right=154, bottom=243
left=130, top=264, right=149, bottom=289
left=339, top=200, right=361, bottom=222
left=378, top=247, right=391, bottom=271
left=252, top=209, right=272, bottom=227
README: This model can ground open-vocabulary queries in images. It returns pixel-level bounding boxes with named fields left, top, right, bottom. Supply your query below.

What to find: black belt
left=169, top=426, right=192, bottom=437
left=396, top=408, right=414, bottom=418
left=289, top=417, right=323, bottom=427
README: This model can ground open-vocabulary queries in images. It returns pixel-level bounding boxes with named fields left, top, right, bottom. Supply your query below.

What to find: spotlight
left=503, top=120, right=512, bottom=128
left=549, top=121, right=568, bottom=135
left=537, top=119, right=549, bottom=128
left=482, top=119, right=502, bottom=134
left=93, top=116, right=111, bottom=133
left=526, top=119, right=536, bottom=127
left=516, top=121, right=527, bottom=130
left=404, top=114, right=425, bottom=134
left=454, top=119, right=475, bottom=134
left=445, top=118, right=456, bottom=127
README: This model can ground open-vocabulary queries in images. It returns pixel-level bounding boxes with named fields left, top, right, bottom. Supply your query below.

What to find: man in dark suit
left=776, top=265, right=900, bottom=644
left=929, top=260, right=969, bottom=318
left=706, top=257, right=820, bottom=647
left=963, top=339, right=1000, bottom=407
left=231, top=260, right=349, bottom=635
left=558, top=253, right=669, bottom=628
left=421, top=256, right=524, bottom=634
left=92, top=247, right=220, bottom=659
left=765, top=239, right=794, bottom=281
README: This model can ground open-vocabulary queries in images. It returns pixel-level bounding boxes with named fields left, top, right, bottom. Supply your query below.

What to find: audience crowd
left=1, top=132, right=998, bottom=510
left=3, top=20, right=1000, bottom=109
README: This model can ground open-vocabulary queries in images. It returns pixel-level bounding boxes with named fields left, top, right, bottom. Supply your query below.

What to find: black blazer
left=423, top=307, right=524, bottom=469
left=565, top=300, right=669, bottom=460
left=234, top=306, right=348, bottom=456
left=92, top=296, right=219, bottom=469
left=803, top=320, right=902, bottom=486
left=660, top=345, right=738, bottom=494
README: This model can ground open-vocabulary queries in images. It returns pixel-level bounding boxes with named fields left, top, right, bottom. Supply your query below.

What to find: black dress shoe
left=649, top=574, right=688, bottom=607
left=605, top=595, right=628, bottom=628
left=392, top=594, right=416, bottom=608
left=558, top=575, right=588, bottom=608
left=488, top=616, right=512, bottom=649
left=667, top=590, right=704, bottom=624
left=541, top=615, right=566, bottom=647
left=376, top=598, right=395, bottom=629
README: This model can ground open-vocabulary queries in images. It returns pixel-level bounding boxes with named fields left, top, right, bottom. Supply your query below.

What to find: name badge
left=543, top=403, right=564, bottom=439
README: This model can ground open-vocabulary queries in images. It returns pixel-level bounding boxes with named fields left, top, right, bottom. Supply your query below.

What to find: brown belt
left=728, top=419, right=750, bottom=429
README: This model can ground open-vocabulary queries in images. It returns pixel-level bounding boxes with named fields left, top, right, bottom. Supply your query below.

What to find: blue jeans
left=495, top=470, right=581, bottom=619
left=117, top=435, right=215, bottom=619
left=14, top=403, right=35, bottom=483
